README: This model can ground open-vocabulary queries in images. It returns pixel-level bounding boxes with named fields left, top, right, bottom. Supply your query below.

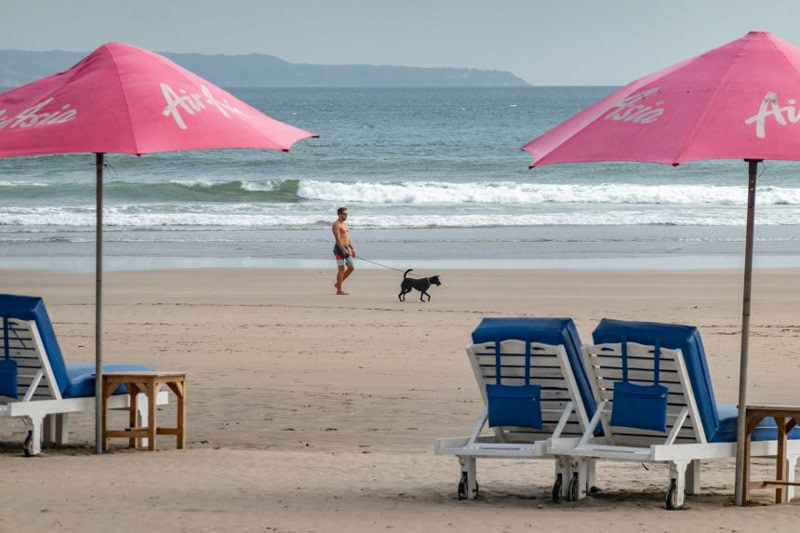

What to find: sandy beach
left=3, top=267, right=800, bottom=531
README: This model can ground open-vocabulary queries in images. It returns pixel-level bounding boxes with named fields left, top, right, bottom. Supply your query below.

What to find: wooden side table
left=102, top=371, right=186, bottom=451
left=743, top=405, right=800, bottom=503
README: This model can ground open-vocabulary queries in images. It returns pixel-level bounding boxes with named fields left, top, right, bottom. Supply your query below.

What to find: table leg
left=743, top=414, right=754, bottom=505
left=128, top=382, right=137, bottom=449
left=147, top=379, right=157, bottom=451
left=776, top=417, right=788, bottom=503
left=102, top=381, right=116, bottom=452
left=177, top=379, right=185, bottom=449
left=166, top=379, right=187, bottom=449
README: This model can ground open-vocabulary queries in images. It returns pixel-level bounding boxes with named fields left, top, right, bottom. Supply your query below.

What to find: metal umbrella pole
left=94, top=152, right=104, bottom=455
left=734, top=158, right=761, bottom=505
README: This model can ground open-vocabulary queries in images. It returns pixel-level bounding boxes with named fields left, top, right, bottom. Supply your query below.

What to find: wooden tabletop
left=746, top=405, right=800, bottom=416
left=100, top=371, right=187, bottom=378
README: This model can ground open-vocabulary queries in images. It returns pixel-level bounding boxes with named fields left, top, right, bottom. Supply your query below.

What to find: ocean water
left=1, top=86, right=800, bottom=271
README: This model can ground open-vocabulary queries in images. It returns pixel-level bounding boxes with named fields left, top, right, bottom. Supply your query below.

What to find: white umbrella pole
left=94, top=153, right=104, bottom=455
left=734, top=158, right=760, bottom=505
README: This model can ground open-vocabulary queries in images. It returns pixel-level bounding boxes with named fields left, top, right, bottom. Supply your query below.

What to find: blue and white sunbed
left=435, top=318, right=598, bottom=502
left=549, top=318, right=800, bottom=509
left=0, top=294, right=168, bottom=455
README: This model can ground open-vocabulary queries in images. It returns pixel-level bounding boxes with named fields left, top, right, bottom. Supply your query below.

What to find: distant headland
left=0, top=49, right=529, bottom=88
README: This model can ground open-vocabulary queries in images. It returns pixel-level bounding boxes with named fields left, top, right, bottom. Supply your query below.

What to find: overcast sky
left=4, top=0, right=800, bottom=85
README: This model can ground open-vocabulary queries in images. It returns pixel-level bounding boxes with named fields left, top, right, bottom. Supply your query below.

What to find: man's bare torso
left=333, top=220, right=350, bottom=249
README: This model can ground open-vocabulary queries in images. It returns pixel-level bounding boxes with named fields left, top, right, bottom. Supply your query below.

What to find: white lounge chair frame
left=0, top=317, right=168, bottom=455
left=548, top=341, right=800, bottom=509
left=436, top=339, right=595, bottom=501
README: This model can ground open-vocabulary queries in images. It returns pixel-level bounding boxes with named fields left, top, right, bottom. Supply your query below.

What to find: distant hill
left=0, top=49, right=529, bottom=88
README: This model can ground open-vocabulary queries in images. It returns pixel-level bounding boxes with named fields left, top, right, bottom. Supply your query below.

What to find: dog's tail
left=403, top=269, right=414, bottom=279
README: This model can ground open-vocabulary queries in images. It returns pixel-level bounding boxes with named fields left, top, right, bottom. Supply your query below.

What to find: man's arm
left=344, top=228, right=354, bottom=255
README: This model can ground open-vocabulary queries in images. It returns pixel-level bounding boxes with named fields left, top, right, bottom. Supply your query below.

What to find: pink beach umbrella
left=522, top=30, right=800, bottom=505
left=0, top=42, right=317, bottom=453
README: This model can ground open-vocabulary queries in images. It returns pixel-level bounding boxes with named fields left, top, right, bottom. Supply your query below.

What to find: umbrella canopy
left=522, top=30, right=800, bottom=507
left=0, top=41, right=315, bottom=156
left=524, top=31, right=800, bottom=167
left=0, top=42, right=316, bottom=455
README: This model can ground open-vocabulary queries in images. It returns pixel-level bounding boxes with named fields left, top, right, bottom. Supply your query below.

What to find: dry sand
left=2, top=267, right=800, bottom=532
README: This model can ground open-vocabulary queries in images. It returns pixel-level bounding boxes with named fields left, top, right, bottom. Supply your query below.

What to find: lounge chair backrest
left=0, top=294, right=69, bottom=399
left=592, top=319, right=719, bottom=442
left=582, top=340, right=706, bottom=446
left=469, top=339, right=587, bottom=441
left=0, top=317, right=61, bottom=402
left=468, top=317, right=596, bottom=442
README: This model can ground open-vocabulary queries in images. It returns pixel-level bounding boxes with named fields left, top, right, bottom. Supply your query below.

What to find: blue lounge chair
left=550, top=318, right=800, bottom=509
left=435, top=318, right=598, bottom=502
left=0, top=294, right=168, bottom=455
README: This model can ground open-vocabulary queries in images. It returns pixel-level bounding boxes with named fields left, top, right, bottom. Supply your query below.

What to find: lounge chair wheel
left=665, top=480, right=680, bottom=510
left=552, top=473, right=563, bottom=503
left=23, top=431, right=34, bottom=457
left=457, top=472, right=468, bottom=500
left=567, top=473, right=580, bottom=502
left=457, top=472, right=478, bottom=500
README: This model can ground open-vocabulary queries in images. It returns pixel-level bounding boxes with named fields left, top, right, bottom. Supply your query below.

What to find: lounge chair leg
left=42, top=414, right=56, bottom=445
left=586, top=458, right=597, bottom=491
left=667, top=460, right=688, bottom=510
left=458, top=457, right=478, bottom=500
left=25, top=415, right=44, bottom=456
left=786, top=454, right=799, bottom=502
left=573, top=458, right=592, bottom=500
left=553, top=456, right=571, bottom=502
left=55, top=413, right=70, bottom=445
left=685, top=459, right=701, bottom=495
left=558, top=459, right=589, bottom=502
left=137, top=393, right=149, bottom=449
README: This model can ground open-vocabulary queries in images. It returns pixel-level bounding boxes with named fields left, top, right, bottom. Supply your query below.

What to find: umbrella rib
left=103, top=44, right=141, bottom=156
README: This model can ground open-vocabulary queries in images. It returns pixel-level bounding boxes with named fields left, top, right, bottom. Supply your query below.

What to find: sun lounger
left=0, top=294, right=168, bottom=455
left=549, top=318, right=800, bottom=509
left=435, top=318, right=598, bottom=502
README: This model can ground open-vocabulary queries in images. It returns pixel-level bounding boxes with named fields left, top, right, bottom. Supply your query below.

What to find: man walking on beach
left=333, top=207, right=355, bottom=295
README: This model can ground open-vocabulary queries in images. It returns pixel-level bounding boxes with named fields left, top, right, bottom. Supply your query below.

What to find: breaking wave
left=2, top=178, right=800, bottom=205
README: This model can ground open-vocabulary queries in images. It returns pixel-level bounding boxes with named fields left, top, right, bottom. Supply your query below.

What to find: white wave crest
left=169, top=179, right=286, bottom=191
left=296, top=180, right=800, bottom=206
left=0, top=181, right=48, bottom=187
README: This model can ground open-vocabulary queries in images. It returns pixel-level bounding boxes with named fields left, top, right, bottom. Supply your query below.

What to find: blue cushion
left=472, top=317, right=597, bottom=420
left=593, top=319, right=720, bottom=443
left=714, top=404, right=800, bottom=442
left=64, top=363, right=153, bottom=398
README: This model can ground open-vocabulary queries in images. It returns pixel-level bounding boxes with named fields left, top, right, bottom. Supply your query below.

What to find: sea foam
left=296, top=180, right=800, bottom=206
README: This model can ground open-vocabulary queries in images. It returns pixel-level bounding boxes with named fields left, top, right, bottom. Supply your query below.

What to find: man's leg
left=336, top=265, right=346, bottom=293
left=342, top=263, right=355, bottom=283
left=337, top=263, right=353, bottom=295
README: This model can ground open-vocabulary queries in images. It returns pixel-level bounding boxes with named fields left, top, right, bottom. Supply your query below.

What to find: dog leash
left=260, top=251, right=416, bottom=274
left=354, top=255, right=407, bottom=272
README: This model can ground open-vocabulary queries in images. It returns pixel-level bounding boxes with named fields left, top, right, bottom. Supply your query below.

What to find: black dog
left=398, top=269, right=441, bottom=302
